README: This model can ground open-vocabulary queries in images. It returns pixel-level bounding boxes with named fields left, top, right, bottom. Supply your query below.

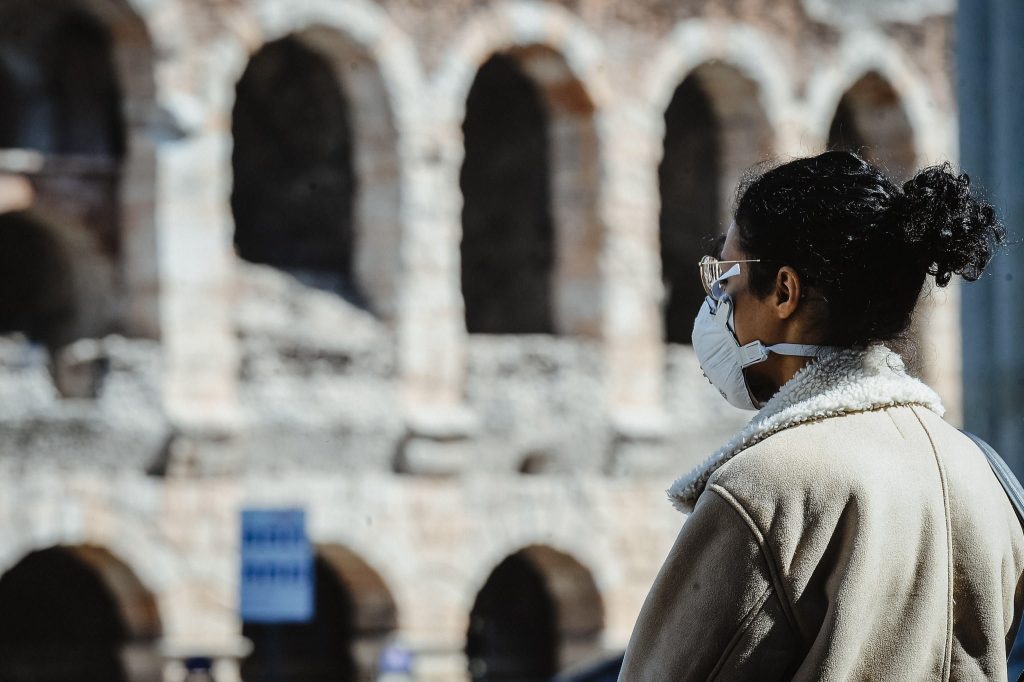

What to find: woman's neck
left=748, top=354, right=814, bottom=406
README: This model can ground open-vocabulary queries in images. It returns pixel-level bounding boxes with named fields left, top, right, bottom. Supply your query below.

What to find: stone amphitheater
left=0, top=0, right=960, bottom=680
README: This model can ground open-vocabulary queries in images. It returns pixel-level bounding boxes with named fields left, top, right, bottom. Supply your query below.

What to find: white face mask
left=691, top=264, right=837, bottom=410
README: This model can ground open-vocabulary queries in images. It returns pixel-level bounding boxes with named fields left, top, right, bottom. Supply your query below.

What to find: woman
left=620, top=151, right=1022, bottom=680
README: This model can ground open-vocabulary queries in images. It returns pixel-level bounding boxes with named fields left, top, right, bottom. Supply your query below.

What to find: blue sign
left=240, top=508, right=314, bottom=623
left=378, top=645, right=413, bottom=674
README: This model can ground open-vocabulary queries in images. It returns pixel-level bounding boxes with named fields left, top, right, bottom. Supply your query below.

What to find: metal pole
left=959, top=0, right=1024, bottom=475
left=269, top=625, right=282, bottom=682
left=958, top=0, right=995, bottom=441
left=989, top=0, right=1024, bottom=466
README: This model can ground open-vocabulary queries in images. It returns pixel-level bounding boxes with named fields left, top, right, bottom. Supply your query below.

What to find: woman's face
left=717, top=222, right=800, bottom=403
left=718, top=222, right=778, bottom=348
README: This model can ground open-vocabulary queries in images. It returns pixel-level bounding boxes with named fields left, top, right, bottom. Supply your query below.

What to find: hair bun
left=898, top=162, right=1004, bottom=286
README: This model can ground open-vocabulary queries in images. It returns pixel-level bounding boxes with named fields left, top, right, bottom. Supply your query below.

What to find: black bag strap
left=961, top=430, right=1024, bottom=674
left=962, top=430, right=1024, bottom=528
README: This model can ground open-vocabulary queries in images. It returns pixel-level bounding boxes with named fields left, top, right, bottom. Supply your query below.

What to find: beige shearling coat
left=621, top=346, right=1024, bottom=681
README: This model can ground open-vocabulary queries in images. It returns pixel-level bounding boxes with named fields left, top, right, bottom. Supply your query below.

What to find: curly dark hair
left=733, top=151, right=1005, bottom=347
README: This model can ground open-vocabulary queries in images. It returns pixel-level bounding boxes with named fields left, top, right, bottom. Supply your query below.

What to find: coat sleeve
left=619, top=486, right=801, bottom=681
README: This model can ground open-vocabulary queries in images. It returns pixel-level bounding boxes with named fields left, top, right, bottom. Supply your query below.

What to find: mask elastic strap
left=738, top=341, right=841, bottom=368
left=767, top=343, right=841, bottom=358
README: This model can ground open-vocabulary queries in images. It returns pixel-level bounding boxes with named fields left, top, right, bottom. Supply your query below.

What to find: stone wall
left=0, top=0, right=959, bottom=680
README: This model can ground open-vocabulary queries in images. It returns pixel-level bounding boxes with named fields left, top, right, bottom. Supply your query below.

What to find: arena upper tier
left=0, top=0, right=959, bottom=680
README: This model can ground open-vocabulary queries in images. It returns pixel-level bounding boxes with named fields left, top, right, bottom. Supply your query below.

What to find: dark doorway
left=827, top=71, right=916, bottom=181
left=0, top=5, right=124, bottom=157
left=0, top=3, right=125, bottom=256
left=242, top=556, right=358, bottom=682
left=829, top=71, right=923, bottom=372
left=659, top=75, right=721, bottom=344
left=232, top=37, right=359, bottom=300
left=0, top=548, right=128, bottom=682
left=0, top=63, right=18, bottom=149
left=461, top=53, right=554, bottom=334
left=0, top=212, right=76, bottom=347
left=467, top=552, right=558, bottom=681
left=827, top=96, right=867, bottom=159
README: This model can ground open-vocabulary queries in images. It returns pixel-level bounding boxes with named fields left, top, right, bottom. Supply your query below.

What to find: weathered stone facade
left=0, top=0, right=959, bottom=680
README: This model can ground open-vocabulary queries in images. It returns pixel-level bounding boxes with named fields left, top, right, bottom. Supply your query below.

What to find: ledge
left=608, top=407, right=671, bottom=443
left=395, top=404, right=479, bottom=475
left=605, top=408, right=672, bottom=476
left=403, top=404, right=478, bottom=441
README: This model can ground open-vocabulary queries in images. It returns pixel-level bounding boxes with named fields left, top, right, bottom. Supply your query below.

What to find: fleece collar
left=667, top=345, right=944, bottom=513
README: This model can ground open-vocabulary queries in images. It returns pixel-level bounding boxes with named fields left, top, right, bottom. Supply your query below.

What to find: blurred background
left=0, top=0, right=1018, bottom=680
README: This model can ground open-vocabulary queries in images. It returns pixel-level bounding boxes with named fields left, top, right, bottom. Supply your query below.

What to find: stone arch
left=0, top=488, right=177, bottom=610
left=435, top=2, right=611, bottom=337
left=0, top=0, right=158, bottom=337
left=826, top=70, right=917, bottom=181
left=231, top=34, right=362, bottom=301
left=644, top=20, right=793, bottom=150
left=806, top=32, right=957, bottom=388
left=657, top=61, right=776, bottom=343
left=0, top=1, right=126, bottom=157
left=644, top=22, right=788, bottom=218
left=434, top=2, right=612, bottom=124
left=643, top=21, right=790, bottom=345
left=242, top=543, right=399, bottom=682
left=319, top=544, right=400, bottom=674
left=644, top=20, right=791, bottom=212
left=0, top=544, right=163, bottom=682
left=805, top=31, right=950, bottom=168
left=466, top=544, right=604, bottom=679
left=77, top=0, right=158, bottom=338
left=59, top=0, right=156, bottom=109
left=219, top=0, right=425, bottom=321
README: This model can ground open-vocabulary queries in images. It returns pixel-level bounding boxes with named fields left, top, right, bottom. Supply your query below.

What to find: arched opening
left=232, top=36, right=358, bottom=301
left=231, top=28, right=403, bottom=319
left=467, top=545, right=604, bottom=681
left=659, top=75, right=720, bottom=344
left=0, top=6, right=124, bottom=157
left=0, top=0, right=148, bottom=346
left=659, top=63, right=774, bottom=343
left=827, top=71, right=925, bottom=374
left=461, top=53, right=554, bottom=334
left=0, top=545, right=162, bottom=682
left=827, top=71, right=916, bottom=181
left=461, top=47, right=601, bottom=336
left=0, top=1, right=125, bottom=255
left=242, top=546, right=398, bottom=682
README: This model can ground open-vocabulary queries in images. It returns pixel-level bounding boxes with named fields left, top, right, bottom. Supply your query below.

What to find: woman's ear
left=774, top=267, right=801, bottom=319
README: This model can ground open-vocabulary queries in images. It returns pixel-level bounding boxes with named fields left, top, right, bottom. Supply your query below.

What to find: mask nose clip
left=709, top=264, right=741, bottom=302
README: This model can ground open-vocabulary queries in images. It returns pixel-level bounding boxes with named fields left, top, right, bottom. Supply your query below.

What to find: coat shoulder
left=711, top=407, right=895, bottom=483
left=705, top=405, right=946, bottom=526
